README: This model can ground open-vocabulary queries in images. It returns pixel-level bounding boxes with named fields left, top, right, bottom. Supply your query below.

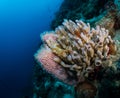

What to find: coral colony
left=35, top=20, right=120, bottom=98
left=34, top=19, right=120, bottom=87
left=33, top=0, right=120, bottom=97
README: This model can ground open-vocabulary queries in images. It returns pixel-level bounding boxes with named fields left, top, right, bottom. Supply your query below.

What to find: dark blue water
left=0, top=0, right=63, bottom=98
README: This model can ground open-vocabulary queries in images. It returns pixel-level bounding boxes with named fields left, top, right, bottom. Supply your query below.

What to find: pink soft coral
left=34, top=34, right=77, bottom=85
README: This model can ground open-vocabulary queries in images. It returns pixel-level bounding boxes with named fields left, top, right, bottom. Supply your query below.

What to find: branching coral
left=35, top=19, right=120, bottom=85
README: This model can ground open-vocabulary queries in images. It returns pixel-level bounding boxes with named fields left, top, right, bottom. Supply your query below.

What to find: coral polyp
left=35, top=19, right=120, bottom=85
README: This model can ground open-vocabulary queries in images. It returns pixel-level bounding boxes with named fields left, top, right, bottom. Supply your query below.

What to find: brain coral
left=35, top=19, right=120, bottom=85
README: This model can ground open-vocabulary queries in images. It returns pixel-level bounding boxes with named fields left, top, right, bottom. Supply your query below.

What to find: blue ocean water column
left=0, top=0, right=63, bottom=98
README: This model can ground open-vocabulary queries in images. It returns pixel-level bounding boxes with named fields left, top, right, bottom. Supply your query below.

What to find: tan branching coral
left=42, top=19, right=119, bottom=79
left=95, top=11, right=116, bottom=37
left=35, top=19, right=120, bottom=85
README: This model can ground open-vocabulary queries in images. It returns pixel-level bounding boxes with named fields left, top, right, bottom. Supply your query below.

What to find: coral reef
left=35, top=20, right=119, bottom=84
left=75, top=81, right=97, bottom=98
left=33, top=0, right=120, bottom=98
left=51, top=0, right=114, bottom=29
left=94, top=9, right=117, bottom=37
left=35, top=46, right=76, bottom=85
left=51, top=0, right=120, bottom=38
left=33, top=64, right=74, bottom=98
left=93, top=0, right=120, bottom=37
left=34, top=19, right=120, bottom=98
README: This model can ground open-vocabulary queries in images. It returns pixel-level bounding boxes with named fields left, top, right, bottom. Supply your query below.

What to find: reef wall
left=33, top=0, right=120, bottom=98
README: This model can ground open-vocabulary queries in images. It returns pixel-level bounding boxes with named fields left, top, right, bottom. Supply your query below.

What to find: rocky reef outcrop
left=33, top=0, right=120, bottom=98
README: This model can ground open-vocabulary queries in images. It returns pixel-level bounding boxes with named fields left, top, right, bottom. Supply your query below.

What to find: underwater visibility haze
left=0, top=0, right=63, bottom=98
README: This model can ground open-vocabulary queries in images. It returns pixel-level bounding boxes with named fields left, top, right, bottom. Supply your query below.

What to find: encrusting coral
left=34, top=19, right=120, bottom=86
